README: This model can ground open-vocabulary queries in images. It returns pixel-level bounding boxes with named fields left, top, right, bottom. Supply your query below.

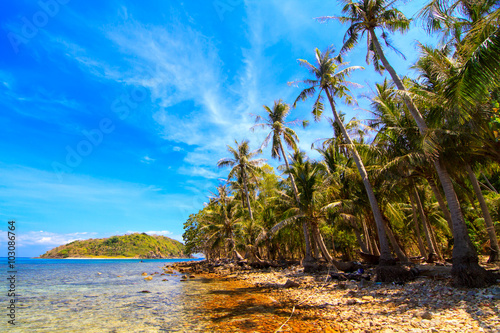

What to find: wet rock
left=140, top=290, right=151, bottom=293
left=189, top=275, right=195, bottom=279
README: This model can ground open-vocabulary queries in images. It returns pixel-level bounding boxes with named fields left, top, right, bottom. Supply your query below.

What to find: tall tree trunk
left=370, top=29, right=493, bottom=287
left=427, top=176, right=454, bottom=233
left=241, top=168, right=254, bottom=221
left=279, top=141, right=314, bottom=262
left=302, top=220, right=313, bottom=260
left=409, top=192, right=427, bottom=258
left=362, top=218, right=374, bottom=254
left=413, top=186, right=437, bottom=262
left=349, top=219, right=370, bottom=253
left=467, top=164, right=500, bottom=262
left=371, top=229, right=381, bottom=256
left=384, top=219, right=408, bottom=262
left=279, top=141, right=300, bottom=204
left=325, top=89, right=393, bottom=264
left=481, top=172, right=498, bottom=193
left=311, top=221, right=333, bottom=262
left=429, top=222, right=443, bottom=261
left=310, top=224, right=319, bottom=260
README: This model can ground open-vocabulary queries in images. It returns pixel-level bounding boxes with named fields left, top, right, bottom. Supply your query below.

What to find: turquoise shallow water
left=1, top=258, right=222, bottom=332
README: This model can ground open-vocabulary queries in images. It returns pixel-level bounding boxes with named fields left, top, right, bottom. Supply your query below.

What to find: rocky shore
left=167, top=259, right=500, bottom=332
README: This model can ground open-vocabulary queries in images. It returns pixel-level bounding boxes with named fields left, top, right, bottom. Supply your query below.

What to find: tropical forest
left=182, top=0, right=500, bottom=288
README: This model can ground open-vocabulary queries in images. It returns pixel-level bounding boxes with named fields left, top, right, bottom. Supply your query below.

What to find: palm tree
left=285, top=152, right=336, bottom=264
left=292, top=47, right=395, bottom=266
left=202, top=185, right=243, bottom=259
left=418, top=0, right=498, bottom=47
left=217, top=140, right=264, bottom=221
left=413, top=43, right=500, bottom=262
left=251, top=100, right=314, bottom=261
left=327, top=0, right=494, bottom=286
left=252, top=100, right=308, bottom=203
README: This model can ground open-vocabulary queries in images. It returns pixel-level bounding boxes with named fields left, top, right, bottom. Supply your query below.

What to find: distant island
left=39, top=233, right=188, bottom=259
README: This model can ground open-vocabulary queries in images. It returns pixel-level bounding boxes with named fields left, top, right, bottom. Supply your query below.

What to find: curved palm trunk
left=429, top=222, right=443, bottom=261
left=481, top=172, right=498, bottom=193
left=409, top=192, right=428, bottom=258
left=466, top=164, right=500, bottom=262
left=325, top=89, right=393, bottom=263
left=279, top=141, right=300, bottom=204
left=370, top=29, right=493, bottom=286
left=310, top=220, right=333, bottom=262
left=278, top=141, right=313, bottom=261
left=240, top=167, right=254, bottom=221
left=427, top=176, right=454, bottom=233
left=384, top=220, right=408, bottom=262
left=348, top=218, right=370, bottom=253
left=362, top=218, right=375, bottom=255
left=412, top=186, right=437, bottom=262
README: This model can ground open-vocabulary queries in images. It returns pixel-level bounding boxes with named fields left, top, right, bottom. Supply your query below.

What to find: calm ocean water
left=1, top=258, right=225, bottom=332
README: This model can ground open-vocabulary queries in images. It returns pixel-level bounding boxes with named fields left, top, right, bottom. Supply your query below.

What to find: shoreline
left=35, top=256, right=198, bottom=260
left=170, top=259, right=500, bottom=332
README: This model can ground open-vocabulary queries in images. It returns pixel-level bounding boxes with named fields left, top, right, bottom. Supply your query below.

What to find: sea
left=0, top=257, right=233, bottom=332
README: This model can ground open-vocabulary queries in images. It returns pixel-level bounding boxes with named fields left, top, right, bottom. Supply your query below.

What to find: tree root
left=451, top=260, right=498, bottom=288
left=375, top=263, right=418, bottom=283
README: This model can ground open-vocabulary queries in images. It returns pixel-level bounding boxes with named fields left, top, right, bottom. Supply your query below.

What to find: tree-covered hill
left=39, top=233, right=187, bottom=259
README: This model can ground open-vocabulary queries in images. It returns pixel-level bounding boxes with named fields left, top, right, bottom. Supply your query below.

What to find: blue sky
left=0, top=0, right=433, bottom=257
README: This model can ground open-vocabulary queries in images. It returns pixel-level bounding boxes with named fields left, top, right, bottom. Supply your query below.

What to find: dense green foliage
left=40, top=233, right=186, bottom=259
left=183, top=0, right=500, bottom=286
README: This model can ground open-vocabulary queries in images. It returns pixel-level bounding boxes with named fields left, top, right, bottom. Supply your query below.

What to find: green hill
left=39, top=233, right=187, bottom=259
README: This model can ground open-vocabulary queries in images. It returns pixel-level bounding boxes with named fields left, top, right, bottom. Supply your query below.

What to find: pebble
left=208, top=266, right=500, bottom=332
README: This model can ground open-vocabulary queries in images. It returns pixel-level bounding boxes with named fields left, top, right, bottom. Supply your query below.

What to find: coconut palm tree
left=251, top=100, right=314, bottom=261
left=286, top=152, right=335, bottom=264
left=217, top=140, right=264, bottom=221
left=418, top=0, right=499, bottom=47
left=327, top=0, right=494, bottom=286
left=252, top=100, right=308, bottom=203
left=292, top=47, right=395, bottom=266
left=413, top=43, right=500, bottom=262
left=202, top=185, right=243, bottom=259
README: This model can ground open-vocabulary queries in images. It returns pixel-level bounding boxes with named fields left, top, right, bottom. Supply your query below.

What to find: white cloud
left=0, top=165, right=203, bottom=233
left=1, top=230, right=95, bottom=247
left=141, top=156, right=155, bottom=164
left=177, top=166, right=219, bottom=179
